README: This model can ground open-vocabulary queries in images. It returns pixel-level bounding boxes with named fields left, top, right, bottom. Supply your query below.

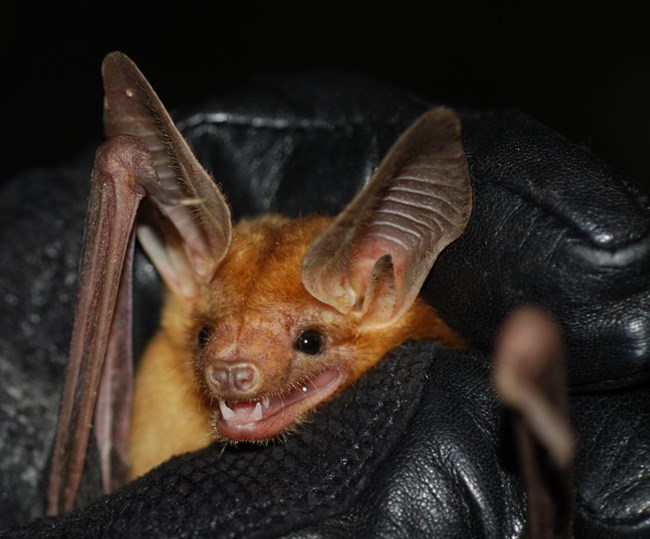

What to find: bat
left=46, top=52, right=473, bottom=516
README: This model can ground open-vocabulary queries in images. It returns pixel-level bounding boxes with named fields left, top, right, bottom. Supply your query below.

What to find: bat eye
left=197, top=325, right=211, bottom=348
left=294, top=329, right=323, bottom=355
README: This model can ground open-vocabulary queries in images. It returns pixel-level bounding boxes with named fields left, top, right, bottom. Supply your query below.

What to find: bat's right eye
left=197, top=325, right=211, bottom=348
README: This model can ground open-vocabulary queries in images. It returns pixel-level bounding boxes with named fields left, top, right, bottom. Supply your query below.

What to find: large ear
left=102, top=51, right=231, bottom=295
left=302, top=108, right=472, bottom=328
left=47, top=53, right=232, bottom=515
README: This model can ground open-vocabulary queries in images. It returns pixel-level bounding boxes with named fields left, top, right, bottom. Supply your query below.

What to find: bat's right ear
left=102, top=52, right=232, bottom=297
left=302, top=108, right=472, bottom=328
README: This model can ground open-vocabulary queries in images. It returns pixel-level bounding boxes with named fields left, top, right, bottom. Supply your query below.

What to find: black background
left=2, top=8, right=649, bottom=186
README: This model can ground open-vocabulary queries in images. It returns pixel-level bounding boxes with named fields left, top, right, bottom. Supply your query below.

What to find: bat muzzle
left=206, top=362, right=262, bottom=396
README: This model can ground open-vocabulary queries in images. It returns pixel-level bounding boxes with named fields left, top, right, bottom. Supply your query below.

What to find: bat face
left=48, top=51, right=473, bottom=513
left=195, top=215, right=349, bottom=441
left=130, top=214, right=462, bottom=460
left=191, top=215, right=464, bottom=442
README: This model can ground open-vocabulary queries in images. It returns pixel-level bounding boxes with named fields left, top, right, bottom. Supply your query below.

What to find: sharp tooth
left=252, top=401, right=263, bottom=421
left=219, top=400, right=235, bottom=421
left=262, top=397, right=270, bottom=410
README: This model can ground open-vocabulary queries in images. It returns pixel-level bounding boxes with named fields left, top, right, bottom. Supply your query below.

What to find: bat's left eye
left=197, top=325, right=211, bottom=348
left=294, top=329, right=323, bottom=355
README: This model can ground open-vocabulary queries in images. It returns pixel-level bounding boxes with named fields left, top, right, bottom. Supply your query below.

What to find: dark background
left=2, top=9, right=649, bottom=186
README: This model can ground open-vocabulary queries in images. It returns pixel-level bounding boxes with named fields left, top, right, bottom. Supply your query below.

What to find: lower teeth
left=219, top=399, right=265, bottom=422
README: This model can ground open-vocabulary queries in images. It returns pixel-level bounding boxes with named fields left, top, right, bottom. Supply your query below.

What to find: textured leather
left=448, top=110, right=650, bottom=390
left=3, top=346, right=648, bottom=537
left=1, top=346, right=528, bottom=538
left=0, top=71, right=648, bottom=537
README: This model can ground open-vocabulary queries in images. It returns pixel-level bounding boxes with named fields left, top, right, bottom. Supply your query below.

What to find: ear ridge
left=302, top=107, right=472, bottom=326
left=101, top=52, right=231, bottom=291
left=359, top=254, right=398, bottom=327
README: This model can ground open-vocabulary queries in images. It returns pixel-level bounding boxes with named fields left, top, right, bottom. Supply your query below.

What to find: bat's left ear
left=102, top=52, right=232, bottom=297
left=302, top=108, right=472, bottom=328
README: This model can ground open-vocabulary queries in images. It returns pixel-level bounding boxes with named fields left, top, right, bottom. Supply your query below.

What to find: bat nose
left=207, top=362, right=260, bottom=394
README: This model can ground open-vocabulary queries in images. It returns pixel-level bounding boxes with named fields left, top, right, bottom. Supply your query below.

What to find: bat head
left=47, top=52, right=473, bottom=516
left=166, top=108, right=472, bottom=442
left=104, top=53, right=473, bottom=444
left=183, top=213, right=464, bottom=442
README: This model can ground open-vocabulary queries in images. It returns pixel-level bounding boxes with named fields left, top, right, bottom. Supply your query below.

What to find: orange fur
left=128, top=214, right=463, bottom=479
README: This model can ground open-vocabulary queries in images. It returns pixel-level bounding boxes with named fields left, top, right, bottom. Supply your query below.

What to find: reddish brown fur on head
left=161, top=214, right=464, bottom=442
left=149, top=108, right=473, bottom=444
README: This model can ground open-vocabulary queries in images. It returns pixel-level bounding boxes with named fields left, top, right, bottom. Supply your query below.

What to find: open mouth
left=214, top=368, right=343, bottom=441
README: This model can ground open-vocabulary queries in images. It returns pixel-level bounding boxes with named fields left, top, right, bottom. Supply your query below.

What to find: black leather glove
left=1, top=71, right=648, bottom=537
